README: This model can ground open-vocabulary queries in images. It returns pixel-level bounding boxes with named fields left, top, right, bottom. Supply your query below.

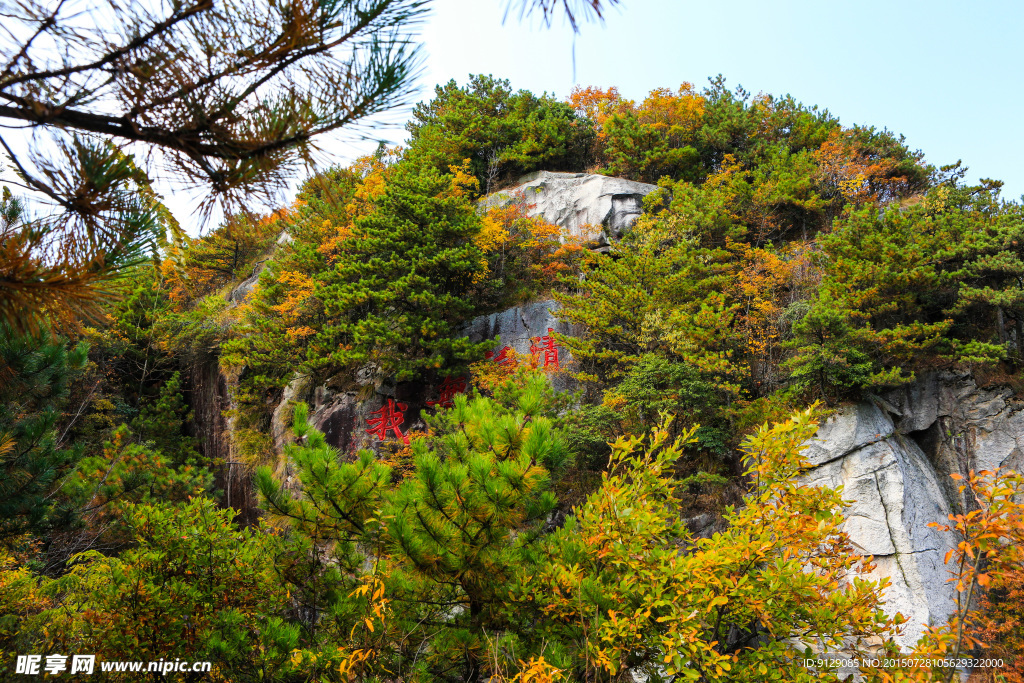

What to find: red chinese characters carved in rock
left=365, top=399, right=410, bottom=444
left=427, top=375, right=468, bottom=409
left=485, top=346, right=516, bottom=367
left=529, top=328, right=560, bottom=370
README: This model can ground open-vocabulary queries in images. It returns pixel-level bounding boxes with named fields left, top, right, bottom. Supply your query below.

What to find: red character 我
left=427, top=375, right=468, bottom=409
left=365, top=399, right=410, bottom=444
left=529, top=328, right=560, bottom=370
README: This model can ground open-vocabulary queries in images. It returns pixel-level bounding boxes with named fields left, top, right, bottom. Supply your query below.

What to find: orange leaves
left=636, top=84, right=705, bottom=142
left=814, top=129, right=909, bottom=205
left=567, top=83, right=705, bottom=177
left=892, top=468, right=1024, bottom=679
left=728, top=241, right=813, bottom=391
left=477, top=194, right=588, bottom=300
left=567, top=85, right=631, bottom=135
left=568, top=84, right=704, bottom=141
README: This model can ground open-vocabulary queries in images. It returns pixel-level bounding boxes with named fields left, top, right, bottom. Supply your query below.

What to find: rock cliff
left=801, top=372, right=1024, bottom=648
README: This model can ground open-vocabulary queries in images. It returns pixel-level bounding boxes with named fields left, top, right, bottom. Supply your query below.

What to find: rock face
left=461, top=299, right=579, bottom=394
left=270, top=300, right=576, bottom=458
left=188, top=353, right=259, bottom=522
left=800, top=402, right=957, bottom=649
left=800, top=371, right=1024, bottom=648
left=483, top=171, right=658, bottom=246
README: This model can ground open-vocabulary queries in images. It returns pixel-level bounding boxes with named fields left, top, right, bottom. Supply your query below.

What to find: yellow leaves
left=594, top=648, right=618, bottom=676
left=0, top=431, right=14, bottom=457
left=601, top=392, right=626, bottom=412
left=521, top=408, right=913, bottom=679
left=704, top=153, right=744, bottom=190
left=447, top=160, right=480, bottom=199
left=286, top=326, right=315, bottom=342
left=270, top=270, right=315, bottom=324
left=337, top=648, right=373, bottom=679
left=639, top=84, right=705, bottom=138
left=502, top=656, right=564, bottom=683
left=706, top=595, right=728, bottom=612
left=476, top=212, right=513, bottom=254
left=356, top=165, right=387, bottom=202
left=926, top=184, right=951, bottom=213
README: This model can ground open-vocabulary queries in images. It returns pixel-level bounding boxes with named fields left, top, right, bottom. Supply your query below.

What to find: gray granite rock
left=801, top=372, right=1024, bottom=649
left=801, top=409, right=956, bottom=648
left=269, top=300, right=579, bottom=458
left=462, top=299, right=578, bottom=394
left=482, top=171, right=658, bottom=246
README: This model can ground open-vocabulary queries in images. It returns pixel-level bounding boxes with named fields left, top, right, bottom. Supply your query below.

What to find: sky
left=325, top=0, right=1023, bottom=205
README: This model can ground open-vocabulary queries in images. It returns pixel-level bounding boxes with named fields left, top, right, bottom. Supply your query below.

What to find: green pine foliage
left=694, top=78, right=838, bottom=171
left=785, top=177, right=1024, bottom=399
left=0, top=324, right=88, bottom=542
left=256, top=373, right=565, bottom=680
left=130, top=371, right=202, bottom=464
left=308, top=161, right=492, bottom=380
left=406, top=74, right=595, bottom=192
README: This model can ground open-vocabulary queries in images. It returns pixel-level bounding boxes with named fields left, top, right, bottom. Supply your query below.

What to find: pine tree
left=257, top=373, right=566, bottom=681
left=380, top=377, right=563, bottom=680
left=406, top=75, right=595, bottom=191
left=308, top=161, right=493, bottom=381
left=554, top=187, right=743, bottom=393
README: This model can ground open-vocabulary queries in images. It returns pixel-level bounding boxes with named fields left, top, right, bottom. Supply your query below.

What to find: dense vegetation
left=3, top=73, right=1024, bottom=682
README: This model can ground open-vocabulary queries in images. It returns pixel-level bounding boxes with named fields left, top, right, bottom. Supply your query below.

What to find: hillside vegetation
left=3, top=75, right=1024, bottom=682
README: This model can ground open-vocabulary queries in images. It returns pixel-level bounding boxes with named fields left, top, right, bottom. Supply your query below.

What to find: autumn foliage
left=3, top=72, right=1024, bottom=683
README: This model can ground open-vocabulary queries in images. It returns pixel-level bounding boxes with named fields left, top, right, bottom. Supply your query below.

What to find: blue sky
left=340, top=0, right=1023, bottom=201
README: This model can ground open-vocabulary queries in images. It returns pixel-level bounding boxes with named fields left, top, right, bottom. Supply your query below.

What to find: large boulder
left=483, top=171, right=658, bottom=246
left=882, top=371, right=1024, bottom=513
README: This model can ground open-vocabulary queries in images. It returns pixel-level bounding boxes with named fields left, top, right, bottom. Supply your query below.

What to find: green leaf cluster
left=406, top=74, right=596, bottom=192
